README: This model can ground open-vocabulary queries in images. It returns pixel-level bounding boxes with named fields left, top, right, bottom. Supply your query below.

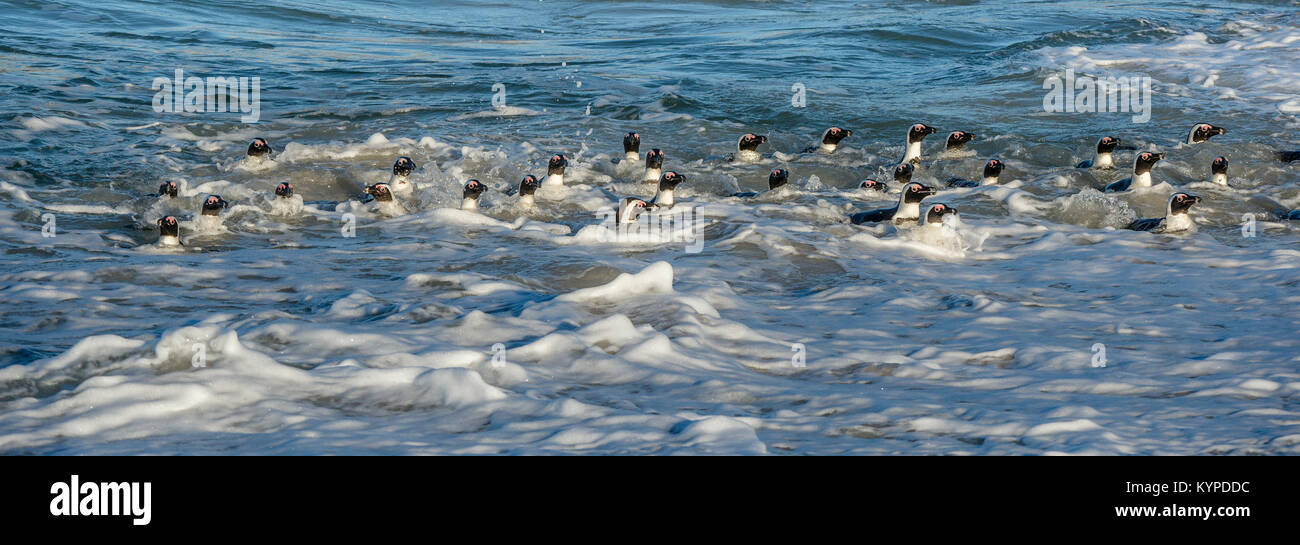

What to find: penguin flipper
left=1103, top=178, right=1132, bottom=193
left=1278, top=151, right=1300, bottom=163
left=731, top=191, right=761, bottom=198
left=1126, top=217, right=1162, bottom=231
left=1076, top=160, right=1093, bottom=169
left=946, top=178, right=977, bottom=188
left=850, top=207, right=893, bottom=225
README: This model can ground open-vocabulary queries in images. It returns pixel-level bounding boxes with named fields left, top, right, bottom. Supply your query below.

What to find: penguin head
left=945, top=131, right=976, bottom=149
left=547, top=154, right=568, bottom=175
left=274, top=182, right=294, bottom=198
left=903, top=182, right=937, bottom=204
left=893, top=162, right=915, bottom=183
left=908, top=123, right=937, bottom=143
left=462, top=179, right=487, bottom=200
left=201, top=195, right=228, bottom=216
left=921, top=203, right=957, bottom=226
left=365, top=183, right=394, bottom=202
left=1168, top=192, right=1200, bottom=216
left=822, top=127, right=852, bottom=146
left=645, top=148, right=664, bottom=169
left=158, top=215, right=180, bottom=237
left=618, top=197, right=649, bottom=223
left=1188, top=123, right=1226, bottom=144
left=518, top=175, right=541, bottom=196
left=157, top=181, right=178, bottom=198
left=392, top=156, right=417, bottom=177
left=983, top=158, right=1005, bottom=179
left=247, top=138, right=272, bottom=158
left=737, top=133, right=767, bottom=152
left=1134, top=152, right=1165, bottom=174
left=768, top=168, right=789, bottom=190
left=623, top=132, right=640, bottom=154
left=859, top=179, right=888, bottom=192
left=1096, top=136, right=1121, bottom=153
left=658, top=171, right=686, bottom=191
left=1211, top=156, right=1229, bottom=175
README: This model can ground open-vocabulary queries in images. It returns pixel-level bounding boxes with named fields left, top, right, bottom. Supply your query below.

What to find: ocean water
left=1, top=0, right=1298, bottom=455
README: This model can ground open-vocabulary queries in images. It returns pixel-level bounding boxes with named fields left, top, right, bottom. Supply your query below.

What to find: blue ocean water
left=0, top=0, right=1298, bottom=454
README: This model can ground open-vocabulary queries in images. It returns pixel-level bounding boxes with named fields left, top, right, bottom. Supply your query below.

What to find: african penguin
left=247, top=138, right=272, bottom=158
left=541, top=154, right=569, bottom=187
left=201, top=195, right=228, bottom=217
left=733, top=168, right=789, bottom=198
left=918, top=203, right=958, bottom=230
left=274, top=182, right=294, bottom=199
left=803, top=127, right=852, bottom=154
left=1076, top=136, right=1121, bottom=169
left=901, top=123, right=938, bottom=164
left=849, top=182, right=937, bottom=225
left=157, top=215, right=182, bottom=246
left=944, top=131, right=976, bottom=152
left=1185, top=123, right=1226, bottom=145
left=1126, top=192, right=1200, bottom=233
left=1209, top=156, right=1229, bottom=186
left=727, top=133, right=768, bottom=162
left=947, top=158, right=1004, bottom=188
left=1103, top=152, right=1164, bottom=192
left=517, top=175, right=541, bottom=207
left=649, top=171, right=686, bottom=209
left=622, top=132, right=641, bottom=163
left=616, top=197, right=649, bottom=224
left=462, top=179, right=487, bottom=211
left=152, top=181, right=179, bottom=199
left=642, top=148, right=664, bottom=183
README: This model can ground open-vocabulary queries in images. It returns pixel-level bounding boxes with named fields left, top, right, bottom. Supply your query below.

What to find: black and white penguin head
left=768, top=168, right=789, bottom=190
left=547, top=154, right=569, bottom=175
left=859, top=179, right=888, bottom=192
left=518, top=175, right=541, bottom=196
left=907, top=123, right=937, bottom=143
left=1096, top=136, right=1121, bottom=154
left=617, top=197, right=649, bottom=224
left=365, top=183, right=394, bottom=202
left=392, top=156, right=417, bottom=177
left=902, top=182, right=937, bottom=204
left=920, top=203, right=957, bottom=226
left=158, top=215, right=180, bottom=238
left=462, top=179, right=487, bottom=200
left=645, top=148, right=664, bottom=169
left=658, top=171, right=686, bottom=191
left=945, top=131, right=976, bottom=149
left=247, top=138, right=272, bottom=158
left=274, top=182, right=294, bottom=199
left=1168, top=192, right=1201, bottom=215
left=1134, top=151, right=1165, bottom=174
left=1187, top=123, right=1226, bottom=144
left=1211, top=156, right=1229, bottom=175
left=983, top=158, right=1005, bottom=179
left=201, top=195, right=228, bottom=216
left=822, top=127, right=852, bottom=146
left=157, top=181, right=178, bottom=198
left=623, top=132, right=641, bottom=154
left=893, top=162, right=915, bottom=183
left=737, top=133, right=768, bottom=152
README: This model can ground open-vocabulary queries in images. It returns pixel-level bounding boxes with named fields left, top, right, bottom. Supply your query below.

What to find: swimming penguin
left=803, top=127, right=852, bottom=153
left=1209, top=156, right=1229, bottom=186
left=733, top=168, right=789, bottom=198
left=1185, top=123, right=1226, bottom=145
left=901, top=123, right=938, bottom=164
left=274, top=182, right=294, bottom=198
left=1076, top=136, right=1121, bottom=169
left=947, top=158, right=1004, bottom=188
left=1277, top=150, right=1300, bottom=163
left=151, top=181, right=179, bottom=199
left=849, top=182, right=937, bottom=225
left=858, top=178, right=889, bottom=192
left=517, top=175, right=541, bottom=207
left=649, top=171, right=686, bottom=209
left=1103, top=152, right=1164, bottom=192
left=461, top=179, right=487, bottom=211
left=364, top=182, right=394, bottom=203
left=541, top=154, right=569, bottom=187
left=157, top=216, right=182, bottom=246
left=918, top=202, right=958, bottom=230
left=944, top=131, right=976, bottom=152
left=247, top=138, right=272, bottom=158
left=621, top=132, right=641, bottom=163
left=892, top=162, right=915, bottom=185
left=641, top=148, right=664, bottom=183
left=389, top=156, right=418, bottom=197
left=201, top=195, right=229, bottom=216
left=616, top=196, right=650, bottom=224
left=727, top=133, right=768, bottom=162
left=1126, top=192, right=1200, bottom=233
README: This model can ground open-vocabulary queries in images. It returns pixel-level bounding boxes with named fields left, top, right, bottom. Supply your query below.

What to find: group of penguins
left=148, top=123, right=1300, bottom=245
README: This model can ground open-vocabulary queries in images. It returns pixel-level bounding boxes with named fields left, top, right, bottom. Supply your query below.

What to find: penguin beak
left=1211, top=126, right=1226, bottom=136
